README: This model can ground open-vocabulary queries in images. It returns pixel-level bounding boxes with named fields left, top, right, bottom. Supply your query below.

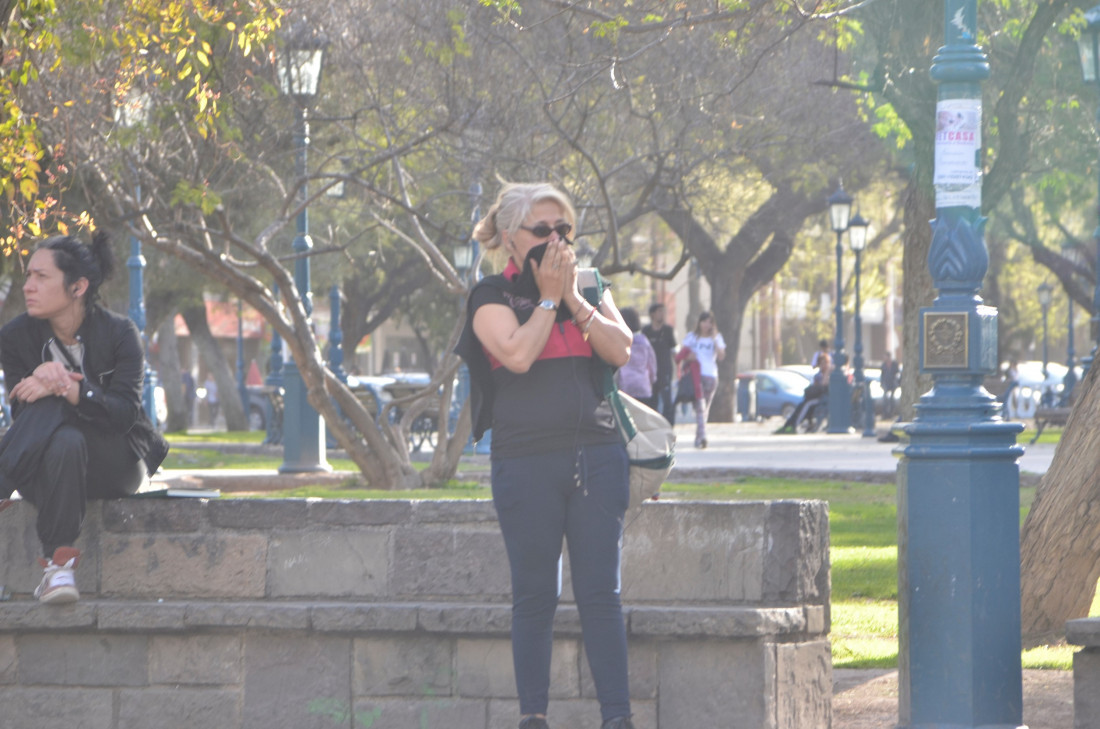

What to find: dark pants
left=652, top=381, right=675, bottom=425
left=491, top=443, right=631, bottom=722
left=0, top=398, right=144, bottom=556
left=783, top=382, right=828, bottom=431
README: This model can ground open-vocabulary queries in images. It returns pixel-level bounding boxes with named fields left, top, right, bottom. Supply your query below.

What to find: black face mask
left=512, top=241, right=572, bottom=323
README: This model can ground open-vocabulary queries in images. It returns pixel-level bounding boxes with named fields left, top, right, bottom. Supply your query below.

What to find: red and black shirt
left=456, top=260, right=618, bottom=459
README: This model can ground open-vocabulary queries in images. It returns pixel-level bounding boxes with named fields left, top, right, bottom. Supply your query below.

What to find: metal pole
left=896, top=1, right=1024, bottom=726
left=236, top=298, right=249, bottom=420
left=264, top=283, right=284, bottom=445
left=127, top=180, right=158, bottom=427
left=279, top=105, right=330, bottom=473
left=328, top=285, right=347, bottom=384
left=1065, top=295, right=1077, bottom=402
left=853, top=249, right=875, bottom=437
left=827, top=228, right=852, bottom=432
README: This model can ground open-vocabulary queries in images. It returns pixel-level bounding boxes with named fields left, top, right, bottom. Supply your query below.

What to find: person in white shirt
left=676, top=311, right=725, bottom=448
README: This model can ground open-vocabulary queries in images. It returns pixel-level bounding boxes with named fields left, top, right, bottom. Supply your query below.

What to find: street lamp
left=277, top=23, right=330, bottom=473
left=1038, top=282, right=1053, bottom=388
left=826, top=182, right=853, bottom=433
left=1077, top=4, right=1100, bottom=373
left=896, top=2, right=1025, bottom=726
left=114, top=89, right=160, bottom=428
left=847, top=211, right=874, bottom=437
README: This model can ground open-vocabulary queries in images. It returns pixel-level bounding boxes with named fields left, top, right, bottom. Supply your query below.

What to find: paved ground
left=833, top=668, right=1073, bottom=729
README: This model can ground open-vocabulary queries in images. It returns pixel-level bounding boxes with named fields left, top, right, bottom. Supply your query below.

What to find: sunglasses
left=518, top=222, right=572, bottom=239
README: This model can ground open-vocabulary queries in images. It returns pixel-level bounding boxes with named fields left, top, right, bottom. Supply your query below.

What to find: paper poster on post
left=934, top=98, right=982, bottom=208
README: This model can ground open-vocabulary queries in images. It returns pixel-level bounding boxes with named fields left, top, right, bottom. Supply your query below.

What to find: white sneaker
left=34, top=547, right=80, bottom=605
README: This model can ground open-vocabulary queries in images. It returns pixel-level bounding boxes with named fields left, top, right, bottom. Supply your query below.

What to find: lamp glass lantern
left=847, top=211, right=870, bottom=252
left=453, top=241, right=474, bottom=276
left=277, top=28, right=327, bottom=101
left=1037, top=281, right=1054, bottom=310
left=827, top=184, right=853, bottom=233
left=1078, top=6, right=1100, bottom=83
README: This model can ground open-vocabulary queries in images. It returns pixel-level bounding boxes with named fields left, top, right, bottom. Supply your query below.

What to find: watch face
left=539, top=299, right=555, bottom=310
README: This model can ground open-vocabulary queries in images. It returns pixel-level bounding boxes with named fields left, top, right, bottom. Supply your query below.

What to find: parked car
left=746, top=369, right=811, bottom=420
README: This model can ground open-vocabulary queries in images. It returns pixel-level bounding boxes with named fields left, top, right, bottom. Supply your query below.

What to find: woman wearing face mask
left=454, top=182, right=635, bottom=729
left=0, top=233, right=168, bottom=604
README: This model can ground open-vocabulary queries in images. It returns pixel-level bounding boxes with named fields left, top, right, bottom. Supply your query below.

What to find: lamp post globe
left=1078, top=4, right=1100, bottom=374
left=826, top=183, right=852, bottom=433
left=278, top=23, right=331, bottom=473
left=847, top=211, right=874, bottom=437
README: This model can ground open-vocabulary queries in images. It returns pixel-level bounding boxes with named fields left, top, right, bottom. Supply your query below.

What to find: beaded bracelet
left=575, top=305, right=596, bottom=329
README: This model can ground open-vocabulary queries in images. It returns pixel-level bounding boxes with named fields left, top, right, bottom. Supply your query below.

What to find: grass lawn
left=160, top=434, right=1087, bottom=670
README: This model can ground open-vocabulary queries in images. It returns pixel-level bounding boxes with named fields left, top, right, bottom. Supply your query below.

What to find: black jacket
left=0, top=305, right=169, bottom=474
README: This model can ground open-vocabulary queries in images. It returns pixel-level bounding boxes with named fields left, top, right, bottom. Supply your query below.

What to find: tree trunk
left=180, top=303, right=247, bottom=431
left=899, top=176, right=936, bottom=421
left=156, top=316, right=189, bottom=433
left=1020, top=364, right=1100, bottom=645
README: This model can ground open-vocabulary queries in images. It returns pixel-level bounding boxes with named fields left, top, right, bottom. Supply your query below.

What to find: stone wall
left=1068, top=618, right=1100, bottom=729
left=0, top=498, right=831, bottom=729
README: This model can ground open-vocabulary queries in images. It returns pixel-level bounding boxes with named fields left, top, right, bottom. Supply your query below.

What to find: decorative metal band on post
left=895, top=2, right=1025, bottom=727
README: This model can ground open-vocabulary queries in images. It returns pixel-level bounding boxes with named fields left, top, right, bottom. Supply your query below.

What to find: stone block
left=775, top=640, right=831, bottom=729
left=118, top=687, right=240, bottom=728
left=312, top=603, right=419, bottom=633
left=309, top=499, right=414, bottom=526
left=16, top=633, right=147, bottom=686
left=1075, top=649, right=1100, bottom=729
left=0, top=601, right=97, bottom=630
left=97, top=601, right=187, bottom=631
left=763, top=500, right=830, bottom=604
left=628, top=606, right=806, bottom=639
left=352, top=697, right=488, bottom=729
left=0, top=503, right=42, bottom=594
left=353, top=635, right=453, bottom=697
left=391, top=527, right=510, bottom=598
left=0, top=687, right=113, bottom=729
left=243, top=634, right=352, bottom=729
left=268, top=529, right=389, bottom=598
left=101, top=533, right=268, bottom=599
left=1068, top=617, right=1100, bottom=648
left=622, top=502, right=767, bottom=603
left=417, top=603, right=512, bottom=634
left=657, top=638, right=770, bottom=729
left=456, top=637, right=578, bottom=700
left=149, top=634, right=242, bottom=685
left=455, top=638, right=515, bottom=699
left=185, top=601, right=311, bottom=630
left=103, top=499, right=205, bottom=532
left=412, top=499, right=497, bottom=524
left=210, top=499, right=309, bottom=529
left=0, top=635, right=14, bottom=684
left=580, top=639, right=658, bottom=701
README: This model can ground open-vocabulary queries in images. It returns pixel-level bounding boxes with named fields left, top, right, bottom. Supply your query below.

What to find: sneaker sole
left=38, top=586, right=79, bottom=605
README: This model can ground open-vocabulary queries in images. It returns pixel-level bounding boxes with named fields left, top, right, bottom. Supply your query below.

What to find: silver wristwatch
left=537, top=299, right=558, bottom=311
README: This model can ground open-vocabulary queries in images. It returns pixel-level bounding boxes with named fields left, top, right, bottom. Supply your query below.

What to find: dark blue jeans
left=491, top=442, right=631, bottom=722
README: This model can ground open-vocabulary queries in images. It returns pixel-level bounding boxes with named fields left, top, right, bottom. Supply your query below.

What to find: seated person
left=776, top=350, right=832, bottom=434
left=0, top=233, right=168, bottom=604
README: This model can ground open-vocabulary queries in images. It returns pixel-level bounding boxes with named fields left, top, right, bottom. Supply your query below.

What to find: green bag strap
left=581, top=269, right=639, bottom=442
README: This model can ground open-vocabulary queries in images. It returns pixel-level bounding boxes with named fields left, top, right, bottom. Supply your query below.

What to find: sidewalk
left=152, top=418, right=1054, bottom=490
left=669, top=419, right=1054, bottom=480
